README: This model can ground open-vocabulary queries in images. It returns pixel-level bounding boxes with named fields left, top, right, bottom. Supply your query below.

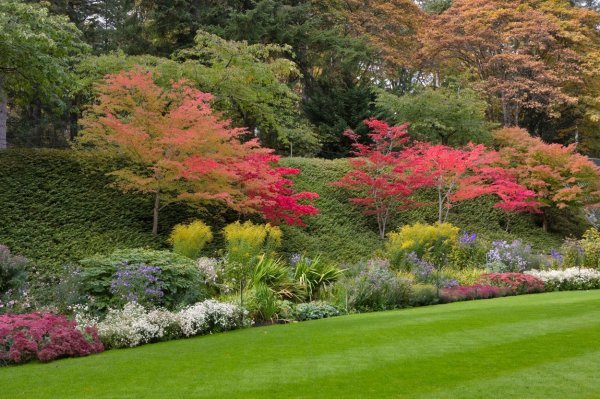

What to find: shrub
left=110, top=263, right=165, bottom=306
left=0, top=245, right=28, bottom=294
left=0, top=312, right=103, bottom=365
left=223, top=221, right=282, bottom=267
left=246, top=256, right=299, bottom=322
left=178, top=300, right=245, bottom=336
left=336, top=259, right=411, bottom=312
left=251, top=256, right=297, bottom=299
left=525, top=268, right=600, bottom=291
left=562, top=228, right=600, bottom=270
left=485, top=240, right=539, bottom=272
left=246, top=284, right=283, bottom=322
left=92, top=302, right=181, bottom=349
left=387, top=222, right=459, bottom=269
left=479, top=273, right=545, bottom=295
left=405, top=253, right=459, bottom=289
left=0, top=245, right=30, bottom=313
left=439, top=284, right=510, bottom=303
left=169, top=221, right=213, bottom=259
left=442, top=268, right=486, bottom=286
left=78, top=248, right=204, bottom=313
left=293, top=255, right=344, bottom=301
left=408, top=284, right=439, bottom=307
left=293, top=302, right=341, bottom=321
left=449, top=232, right=488, bottom=269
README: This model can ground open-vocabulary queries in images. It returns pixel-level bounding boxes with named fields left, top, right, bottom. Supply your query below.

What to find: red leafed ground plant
left=479, top=273, right=545, bottom=295
left=0, top=313, right=103, bottom=365
left=440, top=284, right=511, bottom=303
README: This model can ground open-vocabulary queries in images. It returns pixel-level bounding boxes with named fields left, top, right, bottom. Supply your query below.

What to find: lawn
left=1, top=291, right=599, bottom=399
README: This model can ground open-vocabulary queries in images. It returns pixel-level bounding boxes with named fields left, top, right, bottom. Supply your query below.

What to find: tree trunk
left=438, top=186, right=444, bottom=223
left=0, top=77, right=7, bottom=150
left=501, top=94, right=509, bottom=127
left=152, top=190, right=160, bottom=235
left=441, top=134, right=449, bottom=146
left=542, top=211, right=548, bottom=233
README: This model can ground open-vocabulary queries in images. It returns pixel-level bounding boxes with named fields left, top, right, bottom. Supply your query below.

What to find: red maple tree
left=332, top=119, right=427, bottom=238
left=334, top=119, right=539, bottom=237
left=403, top=142, right=539, bottom=223
left=79, top=69, right=318, bottom=233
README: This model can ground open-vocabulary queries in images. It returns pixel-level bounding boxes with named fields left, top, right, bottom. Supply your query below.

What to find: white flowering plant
left=74, top=300, right=246, bottom=349
left=525, top=268, right=600, bottom=291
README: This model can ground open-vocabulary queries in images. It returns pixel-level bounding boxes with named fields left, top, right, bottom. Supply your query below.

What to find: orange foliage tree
left=420, top=0, right=597, bottom=127
left=78, top=69, right=318, bottom=234
left=494, top=127, right=600, bottom=231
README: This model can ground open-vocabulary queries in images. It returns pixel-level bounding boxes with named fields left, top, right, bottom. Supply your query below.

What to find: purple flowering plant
left=485, top=240, right=534, bottom=272
left=459, top=232, right=477, bottom=245
left=110, top=262, right=164, bottom=307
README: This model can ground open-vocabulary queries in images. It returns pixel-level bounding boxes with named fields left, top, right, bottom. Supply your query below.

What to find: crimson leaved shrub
left=0, top=312, right=103, bottom=365
left=479, top=273, right=545, bottom=295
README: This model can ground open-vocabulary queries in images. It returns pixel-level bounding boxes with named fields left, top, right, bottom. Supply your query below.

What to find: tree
left=77, top=69, right=318, bottom=234
left=0, top=0, right=88, bottom=149
left=415, top=0, right=453, bottom=14
left=225, top=0, right=384, bottom=156
left=332, top=119, right=428, bottom=238
left=342, top=0, right=424, bottom=75
left=74, top=34, right=320, bottom=155
left=375, top=86, right=491, bottom=146
left=494, top=127, right=600, bottom=231
left=403, top=142, right=538, bottom=223
left=420, top=0, right=585, bottom=128
left=175, top=30, right=319, bottom=155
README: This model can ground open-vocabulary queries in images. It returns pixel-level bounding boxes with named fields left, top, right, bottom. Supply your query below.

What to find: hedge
left=0, top=149, right=567, bottom=271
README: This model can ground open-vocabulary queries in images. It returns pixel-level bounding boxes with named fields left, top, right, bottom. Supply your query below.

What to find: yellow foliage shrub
left=386, top=222, right=459, bottom=269
left=169, top=220, right=213, bottom=259
left=223, top=221, right=282, bottom=266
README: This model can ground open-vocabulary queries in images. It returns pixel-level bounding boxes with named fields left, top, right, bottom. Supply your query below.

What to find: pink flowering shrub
left=0, top=312, right=103, bottom=365
left=479, top=273, right=545, bottom=295
left=440, top=284, right=510, bottom=303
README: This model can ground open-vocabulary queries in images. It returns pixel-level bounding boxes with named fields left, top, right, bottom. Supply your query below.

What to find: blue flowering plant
left=406, top=252, right=459, bottom=290
left=485, top=240, right=538, bottom=272
left=110, top=262, right=165, bottom=308
left=449, top=231, right=488, bottom=269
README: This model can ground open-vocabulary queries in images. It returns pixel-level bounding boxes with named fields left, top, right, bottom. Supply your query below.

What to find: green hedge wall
left=0, top=150, right=568, bottom=270
left=279, top=157, right=565, bottom=262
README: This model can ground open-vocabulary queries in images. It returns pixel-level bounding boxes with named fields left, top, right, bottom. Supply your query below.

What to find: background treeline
left=4, top=0, right=600, bottom=157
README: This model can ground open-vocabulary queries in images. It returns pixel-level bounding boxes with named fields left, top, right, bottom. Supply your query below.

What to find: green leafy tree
left=375, top=87, right=491, bottom=146
left=176, top=30, right=320, bottom=155
left=0, top=0, right=88, bottom=149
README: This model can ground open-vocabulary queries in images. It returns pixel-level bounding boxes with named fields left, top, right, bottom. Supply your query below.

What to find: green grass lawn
left=2, top=291, right=599, bottom=398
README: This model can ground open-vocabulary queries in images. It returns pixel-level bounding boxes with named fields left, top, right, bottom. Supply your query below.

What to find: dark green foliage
left=0, top=149, right=569, bottom=275
left=0, top=149, right=204, bottom=270
left=278, top=157, right=382, bottom=262
left=78, top=248, right=204, bottom=313
left=279, top=157, right=564, bottom=263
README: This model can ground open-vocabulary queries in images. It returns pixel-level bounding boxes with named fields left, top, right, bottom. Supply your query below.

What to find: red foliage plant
left=334, top=119, right=539, bottom=237
left=402, top=142, right=540, bottom=223
left=79, top=69, right=319, bottom=232
left=479, top=273, right=545, bottom=295
left=440, top=284, right=511, bottom=303
left=332, top=119, right=430, bottom=238
left=0, top=312, right=103, bottom=365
